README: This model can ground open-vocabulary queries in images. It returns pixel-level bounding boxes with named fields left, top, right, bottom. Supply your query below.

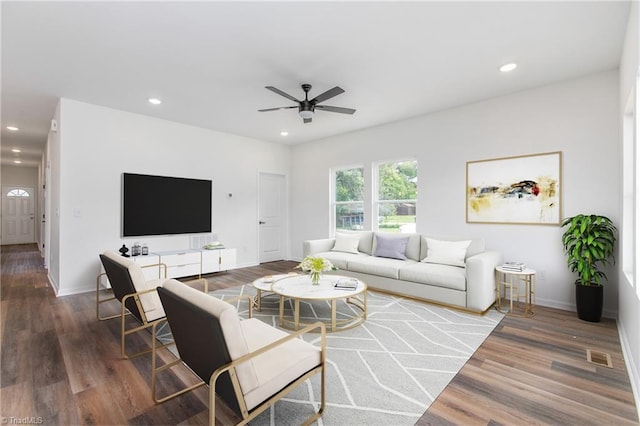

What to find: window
left=7, top=189, right=30, bottom=197
left=622, top=75, right=639, bottom=298
left=333, top=167, right=364, bottom=231
left=375, top=160, right=417, bottom=233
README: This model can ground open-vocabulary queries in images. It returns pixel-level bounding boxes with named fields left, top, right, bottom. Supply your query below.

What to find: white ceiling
left=1, top=1, right=631, bottom=168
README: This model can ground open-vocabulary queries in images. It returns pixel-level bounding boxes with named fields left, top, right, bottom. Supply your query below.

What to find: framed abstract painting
left=466, top=151, right=562, bottom=225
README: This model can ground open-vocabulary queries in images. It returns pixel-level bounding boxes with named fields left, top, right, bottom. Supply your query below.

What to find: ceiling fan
left=258, top=84, right=356, bottom=123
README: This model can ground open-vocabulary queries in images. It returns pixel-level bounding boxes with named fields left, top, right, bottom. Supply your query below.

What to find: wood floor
left=1, top=244, right=637, bottom=425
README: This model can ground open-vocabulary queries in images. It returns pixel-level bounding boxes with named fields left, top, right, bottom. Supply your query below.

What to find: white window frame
left=373, top=159, right=417, bottom=233
left=622, top=75, right=640, bottom=299
left=331, top=165, right=365, bottom=234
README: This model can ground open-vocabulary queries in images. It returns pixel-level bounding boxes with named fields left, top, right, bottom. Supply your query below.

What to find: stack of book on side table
left=501, top=261, right=526, bottom=272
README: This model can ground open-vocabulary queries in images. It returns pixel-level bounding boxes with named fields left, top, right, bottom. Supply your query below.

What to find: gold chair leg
left=151, top=321, right=206, bottom=403
left=96, top=272, right=120, bottom=321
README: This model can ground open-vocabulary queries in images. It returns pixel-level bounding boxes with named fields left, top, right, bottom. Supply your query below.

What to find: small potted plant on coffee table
left=561, top=214, right=617, bottom=322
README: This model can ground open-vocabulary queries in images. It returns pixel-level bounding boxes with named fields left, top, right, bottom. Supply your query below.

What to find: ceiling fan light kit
left=259, top=83, right=355, bottom=123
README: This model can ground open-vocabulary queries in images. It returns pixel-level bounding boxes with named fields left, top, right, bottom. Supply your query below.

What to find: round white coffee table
left=271, top=274, right=367, bottom=332
left=251, top=273, right=298, bottom=311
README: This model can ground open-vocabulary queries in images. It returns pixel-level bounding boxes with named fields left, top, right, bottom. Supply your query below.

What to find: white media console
left=102, top=247, right=237, bottom=284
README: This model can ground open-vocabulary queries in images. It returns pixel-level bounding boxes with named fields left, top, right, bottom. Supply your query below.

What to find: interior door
left=259, top=173, right=286, bottom=263
left=1, top=186, right=35, bottom=245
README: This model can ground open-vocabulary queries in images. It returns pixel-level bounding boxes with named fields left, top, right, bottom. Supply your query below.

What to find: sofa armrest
left=303, top=238, right=335, bottom=257
left=465, top=250, right=502, bottom=312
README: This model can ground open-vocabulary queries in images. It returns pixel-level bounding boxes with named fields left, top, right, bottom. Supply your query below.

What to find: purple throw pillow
left=374, top=234, right=409, bottom=260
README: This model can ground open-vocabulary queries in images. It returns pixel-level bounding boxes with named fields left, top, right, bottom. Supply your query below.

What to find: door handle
left=259, top=221, right=266, bottom=224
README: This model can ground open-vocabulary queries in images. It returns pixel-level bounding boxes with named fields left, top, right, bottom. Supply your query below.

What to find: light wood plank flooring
left=1, top=244, right=638, bottom=425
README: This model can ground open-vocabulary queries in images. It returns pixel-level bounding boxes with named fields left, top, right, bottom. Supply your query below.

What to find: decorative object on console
left=296, top=256, right=337, bottom=285
left=131, top=242, right=141, bottom=256
left=119, top=244, right=130, bottom=257
left=142, top=243, right=149, bottom=255
left=203, top=241, right=224, bottom=250
left=561, top=214, right=617, bottom=322
left=466, top=151, right=561, bottom=225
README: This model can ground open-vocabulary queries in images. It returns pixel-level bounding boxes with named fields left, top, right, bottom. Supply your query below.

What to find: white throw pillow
left=422, top=238, right=471, bottom=267
left=331, top=232, right=361, bottom=254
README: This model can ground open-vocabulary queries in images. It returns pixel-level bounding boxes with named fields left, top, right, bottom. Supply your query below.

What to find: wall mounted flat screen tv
left=122, top=173, right=212, bottom=237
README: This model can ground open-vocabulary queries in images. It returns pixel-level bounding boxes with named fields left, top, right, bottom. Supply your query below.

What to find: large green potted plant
left=561, top=214, right=617, bottom=322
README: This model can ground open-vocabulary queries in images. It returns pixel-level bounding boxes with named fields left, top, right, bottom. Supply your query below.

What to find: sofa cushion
left=422, top=238, right=471, bottom=267
left=331, top=232, right=361, bottom=254
left=372, top=232, right=421, bottom=261
left=399, top=263, right=467, bottom=291
left=348, top=256, right=415, bottom=279
left=314, top=251, right=366, bottom=270
left=420, top=236, right=485, bottom=261
left=373, top=233, right=409, bottom=260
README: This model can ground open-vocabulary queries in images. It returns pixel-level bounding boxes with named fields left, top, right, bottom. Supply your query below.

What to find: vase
left=309, top=271, right=321, bottom=285
left=575, top=283, right=603, bottom=322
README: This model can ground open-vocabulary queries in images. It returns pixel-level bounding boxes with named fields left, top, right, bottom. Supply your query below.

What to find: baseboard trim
left=48, top=273, right=60, bottom=296
left=618, top=318, right=640, bottom=421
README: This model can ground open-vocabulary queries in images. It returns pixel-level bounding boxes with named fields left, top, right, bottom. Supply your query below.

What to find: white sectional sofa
left=303, top=231, right=501, bottom=313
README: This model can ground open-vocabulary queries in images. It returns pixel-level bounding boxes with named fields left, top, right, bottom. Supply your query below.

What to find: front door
left=1, top=186, right=35, bottom=245
left=258, top=173, right=286, bottom=263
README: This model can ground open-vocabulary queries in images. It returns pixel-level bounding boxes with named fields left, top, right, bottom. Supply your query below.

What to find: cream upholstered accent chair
left=153, top=279, right=326, bottom=425
left=96, top=251, right=207, bottom=359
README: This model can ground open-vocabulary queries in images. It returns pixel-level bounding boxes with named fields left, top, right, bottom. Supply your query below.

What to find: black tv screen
left=122, top=173, right=212, bottom=237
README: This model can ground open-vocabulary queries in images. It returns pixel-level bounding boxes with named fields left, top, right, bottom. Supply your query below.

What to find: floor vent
left=586, top=349, right=613, bottom=368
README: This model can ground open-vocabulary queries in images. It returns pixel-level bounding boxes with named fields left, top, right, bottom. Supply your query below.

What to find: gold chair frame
left=96, top=260, right=208, bottom=359
left=96, top=263, right=168, bottom=321
left=151, top=294, right=326, bottom=426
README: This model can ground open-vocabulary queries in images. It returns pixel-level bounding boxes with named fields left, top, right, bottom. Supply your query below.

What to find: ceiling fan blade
left=303, top=117, right=312, bottom=124
left=265, top=86, right=300, bottom=103
left=310, top=86, right=345, bottom=104
left=315, top=105, right=356, bottom=115
left=258, top=106, right=298, bottom=112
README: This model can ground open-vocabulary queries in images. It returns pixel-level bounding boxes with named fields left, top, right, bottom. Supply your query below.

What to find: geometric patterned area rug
left=202, top=285, right=504, bottom=426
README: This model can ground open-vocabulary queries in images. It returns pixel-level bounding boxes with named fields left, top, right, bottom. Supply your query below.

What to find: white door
left=259, top=173, right=287, bottom=263
left=1, top=186, right=35, bottom=245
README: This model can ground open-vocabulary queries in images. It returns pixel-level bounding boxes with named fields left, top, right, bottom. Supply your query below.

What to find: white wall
left=1, top=165, right=39, bottom=187
left=618, top=0, right=640, bottom=415
left=53, top=98, right=290, bottom=295
left=47, top=102, right=62, bottom=291
left=291, top=71, right=620, bottom=316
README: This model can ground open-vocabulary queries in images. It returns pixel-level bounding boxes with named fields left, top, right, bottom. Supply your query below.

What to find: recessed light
left=500, top=63, right=517, bottom=73
left=11, top=148, right=21, bottom=153
left=148, top=98, right=162, bottom=105
left=13, top=160, right=22, bottom=164
left=280, top=131, right=289, bottom=136
left=6, top=126, right=19, bottom=131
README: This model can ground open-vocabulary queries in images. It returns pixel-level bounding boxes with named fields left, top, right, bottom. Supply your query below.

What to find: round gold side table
left=495, top=266, right=535, bottom=317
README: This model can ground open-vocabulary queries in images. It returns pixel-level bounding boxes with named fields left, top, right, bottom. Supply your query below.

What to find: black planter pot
left=575, top=283, right=603, bottom=322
